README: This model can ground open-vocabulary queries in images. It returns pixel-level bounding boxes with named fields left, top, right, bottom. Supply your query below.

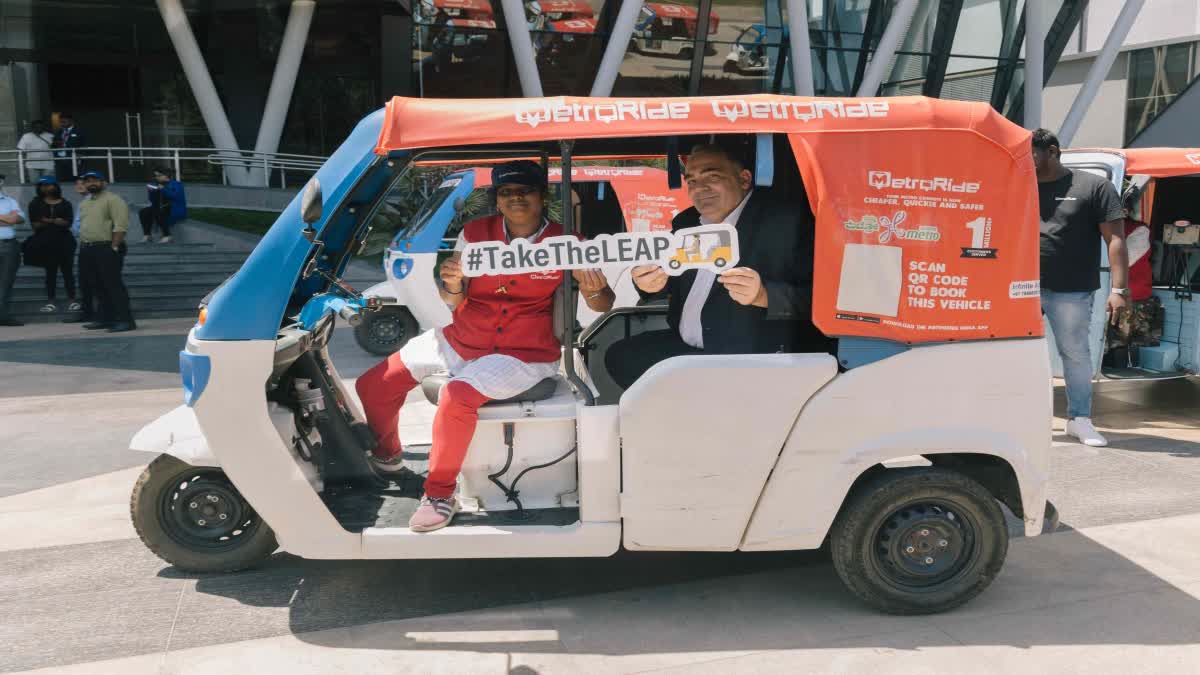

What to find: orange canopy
left=1065, top=147, right=1200, bottom=177
left=376, top=95, right=1031, bottom=156
left=536, top=0, right=594, bottom=15
left=375, top=95, right=1041, bottom=344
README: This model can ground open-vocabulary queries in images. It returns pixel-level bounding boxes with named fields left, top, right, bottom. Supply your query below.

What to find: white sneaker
left=1067, top=417, right=1108, bottom=447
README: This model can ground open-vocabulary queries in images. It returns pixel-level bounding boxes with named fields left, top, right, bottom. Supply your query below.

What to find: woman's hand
left=572, top=269, right=607, bottom=294
left=439, top=254, right=464, bottom=292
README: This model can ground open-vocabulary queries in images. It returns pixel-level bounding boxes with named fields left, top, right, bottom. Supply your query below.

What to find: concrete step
left=16, top=262, right=245, bottom=279
left=12, top=272, right=233, bottom=290
left=10, top=282, right=224, bottom=302
left=10, top=296, right=206, bottom=323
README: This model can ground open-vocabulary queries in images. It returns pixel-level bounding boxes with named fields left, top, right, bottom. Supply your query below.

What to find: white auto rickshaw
left=130, top=94, right=1055, bottom=615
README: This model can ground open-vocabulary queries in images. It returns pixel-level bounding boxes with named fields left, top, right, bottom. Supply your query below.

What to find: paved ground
left=2, top=319, right=1199, bottom=673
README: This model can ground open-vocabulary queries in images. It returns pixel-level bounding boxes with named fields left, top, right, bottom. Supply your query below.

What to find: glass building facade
left=0, top=0, right=1087, bottom=162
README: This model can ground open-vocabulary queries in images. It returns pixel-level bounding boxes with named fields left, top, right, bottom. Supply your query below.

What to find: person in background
left=77, top=171, right=135, bottom=332
left=17, top=120, right=55, bottom=181
left=139, top=167, right=186, bottom=244
left=1108, top=190, right=1162, bottom=358
left=63, top=177, right=94, bottom=323
left=1032, top=129, right=1128, bottom=447
left=52, top=113, right=87, bottom=182
left=26, top=177, right=78, bottom=314
left=0, top=174, right=27, bottom=326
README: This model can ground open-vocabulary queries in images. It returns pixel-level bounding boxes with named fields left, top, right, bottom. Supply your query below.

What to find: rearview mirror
left=453, top=197, right=466, bottom=212
left=301, top=179, right=323, bottom=226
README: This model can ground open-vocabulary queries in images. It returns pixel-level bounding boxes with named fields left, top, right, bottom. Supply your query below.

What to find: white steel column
left=499, top=0, right=544, bottom=97
left=856, top=0, right=919, bottom=97
left=156, top=0, right=251, bottom=185
left=787, top=0, right=815, bottom=96
left=1022, top=0, right=1046, bottom=130
left=881, top=0, right=936, bottom=96
left=1058, top=0, right=1145, bottom=146
left=253, top=0, right=316, bottom=179
left=590, top=0, right=645, bottom=96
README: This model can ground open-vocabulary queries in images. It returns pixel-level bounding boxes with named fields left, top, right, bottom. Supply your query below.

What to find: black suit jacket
left=642, top=190, right=825, bottom=354
left=54, top=126, right=86, bottom=150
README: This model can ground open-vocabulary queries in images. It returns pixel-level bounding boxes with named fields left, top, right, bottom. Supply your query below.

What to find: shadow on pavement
left=0, top=334, right=184, bottom=375
left=177, top=524, right=1200, bottom=655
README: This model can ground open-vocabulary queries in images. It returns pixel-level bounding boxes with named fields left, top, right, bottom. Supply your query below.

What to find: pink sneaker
left=409, top=496, right=459, bottom=532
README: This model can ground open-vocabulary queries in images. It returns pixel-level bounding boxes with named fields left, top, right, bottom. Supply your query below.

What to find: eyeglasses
left=497, top=186, right=538, bottom=198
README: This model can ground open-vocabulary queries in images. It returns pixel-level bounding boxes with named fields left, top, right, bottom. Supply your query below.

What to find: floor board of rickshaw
left=320, top=445, right=580, bottom=532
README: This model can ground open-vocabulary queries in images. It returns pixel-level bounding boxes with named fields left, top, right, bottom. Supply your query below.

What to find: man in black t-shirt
left=1033, top=129, right=1128, bottom=447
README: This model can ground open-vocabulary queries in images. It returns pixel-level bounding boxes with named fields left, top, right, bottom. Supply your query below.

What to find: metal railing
left=0, top=146, right=328, bottom=189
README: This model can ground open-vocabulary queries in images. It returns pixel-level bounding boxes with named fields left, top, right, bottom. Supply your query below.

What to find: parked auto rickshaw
left=130, top=94, right=1055, bottom=615
left=724, top=24, right=785, bottom=75
left=527, top=0, right=595, bottom=29
left=354, top=163, right=689, bottom=356
left=632, top=2, right=720, bottom=58
left=1060, top=147, right=1200, bottom=380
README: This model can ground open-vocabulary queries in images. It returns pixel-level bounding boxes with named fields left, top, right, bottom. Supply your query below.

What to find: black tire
left=668, top=259, right=682, bottom=270
left=830, top=467, right=1008, bottom=615
left=713, top=257, right=727, bottom=268
left=723, top=60, right=739, bottom=74
left=353, top=306, right=419, bottom=356
left=679, top=46, right=693, bottom=60
left=131, top=455, right=278, bottom=573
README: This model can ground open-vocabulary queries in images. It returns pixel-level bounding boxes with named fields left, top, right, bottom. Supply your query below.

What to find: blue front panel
left=196, top=109, right=389, bottom=341
left=180, top=351, right=211, bottom=407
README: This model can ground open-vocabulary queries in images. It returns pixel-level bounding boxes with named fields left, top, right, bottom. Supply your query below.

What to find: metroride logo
left=515, top=101, right=692, bottom=128
left=1187, top=153, right=1200, bottom=165
left=868, top=170, right=981, bottom=194
left=711, top=99, right=889, bottom=124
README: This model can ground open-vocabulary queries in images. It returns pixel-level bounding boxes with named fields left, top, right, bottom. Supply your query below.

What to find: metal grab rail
left=0, top=146, right=328, bottom=189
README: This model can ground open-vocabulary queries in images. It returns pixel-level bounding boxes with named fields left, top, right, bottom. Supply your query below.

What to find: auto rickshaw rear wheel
left=354, top=306, right=419, bottom=356
left=830, top=467, right=1007, bottom=615
left=131, top=454, right=278, bottom=573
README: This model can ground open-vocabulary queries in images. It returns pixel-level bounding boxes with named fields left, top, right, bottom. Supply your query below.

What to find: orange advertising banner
left=791, top=132, right=1043, bottom=343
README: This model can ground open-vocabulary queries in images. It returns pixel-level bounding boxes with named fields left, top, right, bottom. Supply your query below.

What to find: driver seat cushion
left=421, top=373, right=560, bottom=406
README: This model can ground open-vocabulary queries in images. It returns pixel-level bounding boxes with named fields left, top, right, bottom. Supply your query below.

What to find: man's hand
left=631, top=264, right=668, bottom=294
left=439, top=254, right=464, bottom=292
left=718, top=267, right=768, bottom=307
left=572, top=269, right=608, bottom=294
left=1107, top=292, right=1129, bottom=324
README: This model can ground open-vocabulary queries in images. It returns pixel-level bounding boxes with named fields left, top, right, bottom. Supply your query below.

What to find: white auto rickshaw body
left=131, top=96, right=1054, bottom=614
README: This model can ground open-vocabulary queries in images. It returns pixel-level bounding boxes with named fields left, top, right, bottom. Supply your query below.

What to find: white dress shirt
left=0, top=194, right=27, bottom=240
left=678, top=190, right=753, bottom=349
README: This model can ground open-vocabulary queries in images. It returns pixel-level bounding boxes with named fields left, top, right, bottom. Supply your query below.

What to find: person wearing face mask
left=604, top=140, right=825, bottom=389
left=76, top=171, right=135, bottom=332
left=355, top=160, right=614, bottom=533
left=0, top=174, right=28, bottom=326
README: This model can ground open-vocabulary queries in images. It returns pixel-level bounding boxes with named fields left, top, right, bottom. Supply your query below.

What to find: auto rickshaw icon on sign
left=667, top=225, right=735, bottom=271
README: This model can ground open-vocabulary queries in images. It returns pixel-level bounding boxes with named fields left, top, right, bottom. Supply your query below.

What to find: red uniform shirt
left=441, top=215, right=565, bottom=363
left=1124, top=217, right=1152, bottom=302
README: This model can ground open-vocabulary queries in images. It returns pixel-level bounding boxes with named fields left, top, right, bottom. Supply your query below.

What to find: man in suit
left=605, top=142, right=824, bottom=389
left=53, top=113, right=87, bottom=181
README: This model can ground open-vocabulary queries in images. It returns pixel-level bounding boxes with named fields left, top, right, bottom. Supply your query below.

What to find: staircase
left=8, top=222, right=248, bottom=324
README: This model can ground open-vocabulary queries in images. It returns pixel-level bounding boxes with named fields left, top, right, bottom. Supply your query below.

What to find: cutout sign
left=460, top=224, right=739, bottom=277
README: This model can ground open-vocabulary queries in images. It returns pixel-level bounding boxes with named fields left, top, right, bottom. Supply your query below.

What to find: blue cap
left=36, top=175, right=59, bottom=185
left=79, top=170, right=106, bottom=181
left=491, top=160, right=546, bottom=189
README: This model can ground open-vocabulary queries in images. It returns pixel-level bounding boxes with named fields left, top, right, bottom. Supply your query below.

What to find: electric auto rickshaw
left=1058, top=147, right=1200, bottom=380
left=130, top=94, right=1055, bottom=615
left=631, top=2, right=720, bottom=58
left=354, top=163, right=689, bottom=355
left=724, top=24, right=785, bottom=75
left=668, top=226, right=732, bottom=269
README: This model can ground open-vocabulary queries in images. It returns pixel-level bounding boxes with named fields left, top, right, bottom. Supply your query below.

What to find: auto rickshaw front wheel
left=354, top=306, right=419, bottom=356
left=830, top=467, right=1008, bottom=615
left=131, top=455, right=278, bottom=573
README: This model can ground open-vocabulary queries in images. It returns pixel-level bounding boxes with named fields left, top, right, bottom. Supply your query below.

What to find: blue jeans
left=1042, top=290, right=1096, bottom=419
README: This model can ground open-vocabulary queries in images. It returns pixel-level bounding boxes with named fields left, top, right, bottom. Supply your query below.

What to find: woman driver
left=355, top=160, right=614, bottom=532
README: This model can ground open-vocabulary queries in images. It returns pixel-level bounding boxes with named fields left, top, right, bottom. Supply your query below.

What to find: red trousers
left=355, top=353, right=490, bottom=499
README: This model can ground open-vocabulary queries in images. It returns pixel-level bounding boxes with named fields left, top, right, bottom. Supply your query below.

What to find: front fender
left=129, top=404, right=220, bottom=467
